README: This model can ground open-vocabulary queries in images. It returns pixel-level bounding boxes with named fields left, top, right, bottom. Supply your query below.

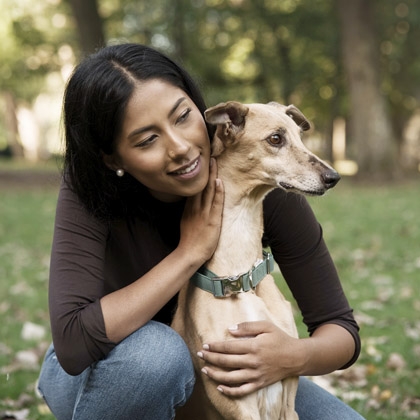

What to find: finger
left=202, top=365, right=259, bottom=386
left=216, top=382, right=260, bottom=397
left=201, top=158, right=217, bottom=207
left=212, top=177, right=224, bottom=211
left=185, top=158, right=215, bottom=214
left=228, top=320, right=274, bottom=338
left=200, top=338, right=253, bottom=356
left=209, top=156, right=218, bottom=180
left=198, top=350, right=251, bottom=370
left=204, top=176, right=224, bottom=233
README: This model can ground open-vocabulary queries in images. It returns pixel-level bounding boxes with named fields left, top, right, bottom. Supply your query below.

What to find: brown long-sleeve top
left=49, top=182, right=360, bottom=376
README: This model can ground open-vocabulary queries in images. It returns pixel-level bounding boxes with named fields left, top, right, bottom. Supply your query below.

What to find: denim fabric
left=37, top=321, right=195, bottom=420
left=38, top=321, right=364, bottom=420
left=296, top=376, right=365, bottom=420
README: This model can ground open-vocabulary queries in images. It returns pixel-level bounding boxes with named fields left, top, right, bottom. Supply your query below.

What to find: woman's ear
left=102, top=151, right=120, bottom=172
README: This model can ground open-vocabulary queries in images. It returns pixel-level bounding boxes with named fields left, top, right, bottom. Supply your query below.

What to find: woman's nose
left=167, top=132, right=190, bottom=159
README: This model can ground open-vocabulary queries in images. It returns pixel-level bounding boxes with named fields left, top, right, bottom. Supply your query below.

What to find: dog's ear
left=205, top=101, right=248, bottom=137
left=205, top=101, right=249, bottom=128
left=267, top=102, right=311, bottom=131
left=284, top=105, right=311, bottom=131
left=205, top=101, right=249, bottom=157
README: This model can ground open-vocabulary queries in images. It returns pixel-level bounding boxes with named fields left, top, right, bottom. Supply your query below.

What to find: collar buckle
left=217, top=274, right=244, bottom=297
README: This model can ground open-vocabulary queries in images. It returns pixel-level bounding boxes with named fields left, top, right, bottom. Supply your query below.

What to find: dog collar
left=190, top=251, right=274, bottom=298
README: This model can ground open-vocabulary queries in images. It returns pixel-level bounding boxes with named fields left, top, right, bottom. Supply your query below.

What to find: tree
left=2, top=0, right=418, bottom=171
left=0, top=0, right=74, bottom=158
left=66, top=0, right=105, bottom=56
left=337, top=0, right=398, bottom=179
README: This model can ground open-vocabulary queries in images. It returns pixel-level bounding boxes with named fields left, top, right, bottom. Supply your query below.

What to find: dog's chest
left=236, top=292, right=269, bottom=322
left=258, top=381, right=284, bottom=420
left=196, top=290, right=275, bottom=344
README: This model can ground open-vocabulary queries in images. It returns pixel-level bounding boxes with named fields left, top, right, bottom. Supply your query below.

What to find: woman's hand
left=197, top=320, right=304, bottom=397
left=179, top=158, right=224, bottom=265
left=101, top=159, right=223, bottom=343
left=197, top=321, right=356, bottom=397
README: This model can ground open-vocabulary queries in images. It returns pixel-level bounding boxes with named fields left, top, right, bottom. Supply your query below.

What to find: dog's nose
left=322, top=170, right=341, bottom=189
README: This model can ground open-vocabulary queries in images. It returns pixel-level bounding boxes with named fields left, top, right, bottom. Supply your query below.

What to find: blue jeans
left=38, top=321, right=364, bottom=420
left=38, top=321, right=195, bottom=420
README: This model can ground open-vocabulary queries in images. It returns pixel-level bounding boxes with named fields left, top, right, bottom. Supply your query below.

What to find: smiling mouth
left=170, top=158, right=199, bottom=176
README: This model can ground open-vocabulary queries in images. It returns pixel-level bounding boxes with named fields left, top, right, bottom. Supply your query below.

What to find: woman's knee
left=100, top=321, right=195, bottom=396
left=39, top=322, right=196, bottom=420
left=295, top=377, right=365, bottom=420
left=37, top=344, right=90, bottom=420
left=75, top=321, right=195, bottom=419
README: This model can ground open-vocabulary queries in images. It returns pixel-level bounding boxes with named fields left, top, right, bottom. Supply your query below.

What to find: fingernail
left=210, top=157, right=214, bottom=167
left=203, top=344, right=209, bottom=350
left=217, top=386, right=224, bottom=393
left=197, top=351, right=203, bottom=359
left=215, top=178, right=221, bottom=187
left=201, top=367, right=208, bottom=375
left=228, top=324, right=238, bottom=331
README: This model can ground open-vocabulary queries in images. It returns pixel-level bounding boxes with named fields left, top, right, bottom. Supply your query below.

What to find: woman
left=38, top=43, right=364, bottom=420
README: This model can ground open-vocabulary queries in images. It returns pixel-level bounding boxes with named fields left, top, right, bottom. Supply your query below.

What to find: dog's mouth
left=279, top=182, right=325, bottom=196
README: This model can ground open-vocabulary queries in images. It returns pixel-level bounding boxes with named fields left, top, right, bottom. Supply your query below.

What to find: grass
left=0, top=184, right=56, bottom=419
left=278, top=179, right=420, bottom=419
left=0, top=171, right=419, bottom=419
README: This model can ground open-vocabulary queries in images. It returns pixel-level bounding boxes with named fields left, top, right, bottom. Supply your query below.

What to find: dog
left=172, top=101, right=340, bottom=420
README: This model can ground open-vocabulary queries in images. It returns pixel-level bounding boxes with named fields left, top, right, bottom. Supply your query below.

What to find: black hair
left=63, top=43, right=212, bottom=221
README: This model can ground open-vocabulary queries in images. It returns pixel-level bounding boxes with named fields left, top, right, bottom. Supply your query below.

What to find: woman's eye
left=177, top=108, right=192, bottom=124
left=267, top=133, right=285, bottom=146
left=136, top=135, right=157, bottom=148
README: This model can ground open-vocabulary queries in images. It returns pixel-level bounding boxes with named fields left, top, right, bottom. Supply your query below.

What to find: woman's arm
left=100, top=161, right=224, bottom=343
left=50, top=161, right=224, bottom=375
left=263, top=189, right=360, bottom=364
left=195, top=189, right=360, bottom=396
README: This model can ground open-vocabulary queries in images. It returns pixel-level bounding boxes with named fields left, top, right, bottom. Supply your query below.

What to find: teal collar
left=190, top=251, right=274, bottom=298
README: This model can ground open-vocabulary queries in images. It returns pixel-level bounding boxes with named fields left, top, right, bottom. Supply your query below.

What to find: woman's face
left=108, top=79, right=211, bottom=202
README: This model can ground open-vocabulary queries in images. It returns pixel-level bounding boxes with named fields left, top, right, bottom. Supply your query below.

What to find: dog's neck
left=206, top=161, right=273, bottom=278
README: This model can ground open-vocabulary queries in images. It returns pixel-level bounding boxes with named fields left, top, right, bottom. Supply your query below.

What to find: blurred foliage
left=1, top=0, right=75, bottom=101
left=1, top=0, right=419, bottom=162
left=377, top=0, right=420, bottom=137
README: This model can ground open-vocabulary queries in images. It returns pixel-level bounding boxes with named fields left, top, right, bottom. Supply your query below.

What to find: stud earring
left=116, top=169, right=125, bottom=177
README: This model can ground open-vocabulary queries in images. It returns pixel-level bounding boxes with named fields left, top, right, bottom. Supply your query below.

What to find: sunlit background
left=1, top=1, right=419, bottom=419
left=1, top=0, right=419, bottom=178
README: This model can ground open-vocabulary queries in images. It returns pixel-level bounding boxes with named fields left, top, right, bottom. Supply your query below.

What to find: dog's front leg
left=173, top=286, right=265, bottom=419
left=255, top=275, right=299, bottom=420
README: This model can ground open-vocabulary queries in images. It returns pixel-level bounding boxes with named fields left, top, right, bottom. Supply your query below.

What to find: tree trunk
left=3, top=92, right=24, bottom=158
left=337, top=0, right=398, bottom=180
left=67, top=0, right=105, bottom=57
left=172, top=0, right=187, bottom=60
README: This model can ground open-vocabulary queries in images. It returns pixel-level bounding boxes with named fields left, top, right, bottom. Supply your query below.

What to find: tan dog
left=172, top=101, right=340, bottom=420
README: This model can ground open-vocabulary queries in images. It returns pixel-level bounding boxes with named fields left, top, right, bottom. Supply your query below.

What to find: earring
left=116, top=169, right=125, bottom=177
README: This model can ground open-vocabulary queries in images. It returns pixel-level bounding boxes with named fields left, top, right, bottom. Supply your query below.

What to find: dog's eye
left=267, top=133, right=285, bottom=147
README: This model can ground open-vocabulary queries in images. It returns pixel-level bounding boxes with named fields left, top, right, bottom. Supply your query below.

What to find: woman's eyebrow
left=127, top=125, right=154, bottom=140
left=168, top=97, right=187, bottom=118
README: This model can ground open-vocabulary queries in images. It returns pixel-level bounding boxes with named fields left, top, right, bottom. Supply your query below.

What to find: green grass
left=276, top=179, right=420, bottom=419
left=0, top=185, right=56, bottom=420
left=0, top=175, right=419, bottom=419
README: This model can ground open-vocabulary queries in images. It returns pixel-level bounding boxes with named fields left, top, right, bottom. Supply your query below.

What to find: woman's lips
left=169, top=157, right=201, bottom=179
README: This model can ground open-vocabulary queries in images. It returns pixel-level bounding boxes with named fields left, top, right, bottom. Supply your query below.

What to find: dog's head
left=204, top=101, right=340, bottom=196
